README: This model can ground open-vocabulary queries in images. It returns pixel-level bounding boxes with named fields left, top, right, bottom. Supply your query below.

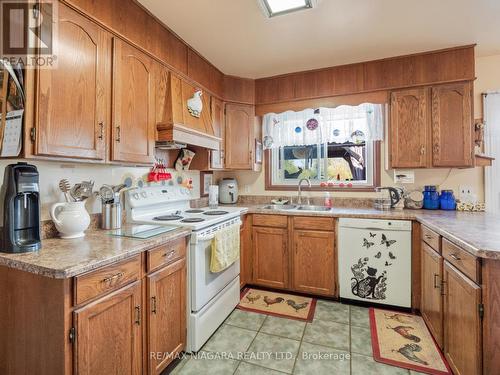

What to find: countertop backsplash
left=0, top=159, right=200, bottom=222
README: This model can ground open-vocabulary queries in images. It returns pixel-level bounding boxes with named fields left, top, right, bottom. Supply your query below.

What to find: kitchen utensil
left=50, top=201, right=90, bottom=238
left=99, top=184, right=114, bottom=203
left=58, top=179, right=71, bottom=202
left=102, top=201, right=122, bottom=230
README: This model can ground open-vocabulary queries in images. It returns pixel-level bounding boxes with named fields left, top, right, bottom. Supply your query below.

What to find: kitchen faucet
left=297, top=178, right=311, bottom=205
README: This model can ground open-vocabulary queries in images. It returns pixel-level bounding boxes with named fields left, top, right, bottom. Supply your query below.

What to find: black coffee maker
left=1, top=162, right=41, bottom=253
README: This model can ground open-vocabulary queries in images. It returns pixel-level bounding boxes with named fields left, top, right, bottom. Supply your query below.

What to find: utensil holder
left=102, top=202, right=122, bottom=230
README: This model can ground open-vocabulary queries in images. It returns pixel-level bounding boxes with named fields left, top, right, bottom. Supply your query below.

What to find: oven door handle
left=196, top=234, right=216, bottom=242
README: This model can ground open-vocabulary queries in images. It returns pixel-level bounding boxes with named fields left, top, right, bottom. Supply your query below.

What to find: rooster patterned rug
left=237, top=288, right=316, bottom=322
left=370, top=308, right=451, bottom=375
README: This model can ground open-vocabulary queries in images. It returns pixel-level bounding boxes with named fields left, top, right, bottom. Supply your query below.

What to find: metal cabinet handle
left=450, top=253, right=461, bottom=261
left=135, top=306, right=141, bottom=325
left=116, top=126, right=121, bottom=142
left=151, top=297, right=157, bottom=314
left=163, top=250, right=175, bottom=259
left=249, top=149, right=253, bottom=163
left=98, top=122, right=104, bottom=140
left=420, top=145, right=425, bottom=155
left=425, top=234, right=433, bottom=240
left=101, top=272, right=124, bottom=285
left=433, top=274, right=440, bottom=289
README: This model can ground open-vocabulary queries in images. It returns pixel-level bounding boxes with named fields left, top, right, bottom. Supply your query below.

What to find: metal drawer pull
left=425, top=234, right=433, bottom=240
left=135, top=306, right=141, bottom=325
left=101, top=272, right=124, bottom=284
left=115, top=126, right=121, bottom=142
left=450, top=253, right=461, bottom=261
left=98, top=121, right=104, bottom=140
left=151, top=297, right=157, bottom=314
left=163, top=250, right=176, bottom=259
left=433, top=274, right=440, bottom=289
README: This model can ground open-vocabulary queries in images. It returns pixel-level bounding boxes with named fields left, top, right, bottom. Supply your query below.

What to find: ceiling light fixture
left=258, top=0, right=317, bottom=18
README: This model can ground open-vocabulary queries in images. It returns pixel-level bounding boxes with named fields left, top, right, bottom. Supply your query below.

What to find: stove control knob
left=133, top=193, right=140, bottom=200
left=141, top=192, right=147, bottom=198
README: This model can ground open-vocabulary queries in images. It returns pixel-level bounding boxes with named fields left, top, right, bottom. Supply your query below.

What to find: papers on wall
left=0, top=109, right=23, bottom=157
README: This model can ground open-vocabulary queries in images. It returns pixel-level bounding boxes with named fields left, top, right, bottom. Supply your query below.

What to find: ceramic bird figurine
left=187, top=90, right=203, bottom=118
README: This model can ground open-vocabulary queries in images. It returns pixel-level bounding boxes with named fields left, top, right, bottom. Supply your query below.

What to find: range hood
left=156, top=123, right=221, bottom=150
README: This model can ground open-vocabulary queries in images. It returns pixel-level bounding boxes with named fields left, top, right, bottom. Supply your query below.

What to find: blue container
left=423, top=185, right=440, bottom=210
left=439, top=190, right=456, bottom=210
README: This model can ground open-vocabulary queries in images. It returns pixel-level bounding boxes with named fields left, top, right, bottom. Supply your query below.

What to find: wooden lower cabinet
left=74, top=281, right=143, bottom=375
left=252, top=226, right=288, bottom=288
left=147, top=258, right=186, bottom=374
left=443, top=261, right=482, bottom=375
left=292, top=230, right=335, bottom=296
left=420, top=242, right=444, bottom=348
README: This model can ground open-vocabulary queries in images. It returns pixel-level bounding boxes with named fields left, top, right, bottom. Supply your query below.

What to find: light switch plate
left=394, top=170, right=415, bottom=184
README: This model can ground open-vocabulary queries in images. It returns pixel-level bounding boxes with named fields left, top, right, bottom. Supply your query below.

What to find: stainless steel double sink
left=262, top=204, right=332, bottom=212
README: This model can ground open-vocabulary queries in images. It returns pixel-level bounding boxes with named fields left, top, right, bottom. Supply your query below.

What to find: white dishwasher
left=338, top=218, right=412, bottom=308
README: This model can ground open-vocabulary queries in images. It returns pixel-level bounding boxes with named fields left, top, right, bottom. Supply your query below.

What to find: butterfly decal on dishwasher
left=374, top=251, right=382, bottom=259
left=363, top=238, right=375, bottom=249
left=381, top=234, right=397, bottom=248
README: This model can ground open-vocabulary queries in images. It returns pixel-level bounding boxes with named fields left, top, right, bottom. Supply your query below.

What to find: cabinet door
left=36, top=3, right=109, bottom=160
left=210, top=97, right=225, bottom=169
left=225, top=103, right=255, bottom=169
left=112, top=38, right=155, bottom=164
left=443, top=261, right=482, bottom=375
left=292, top=230, right=335, bottom=296
left=420, top=242, right=444, bottom=348
left=74, top=281, right=142, bottom=375
left=240, top=215, right=252, bottom=287
left=252, top=226, right=288, bottom=288
left=389, top=88, right=429, bottom=168
left=431, top=83, right=473, bottom=167
left=147, top=258, right=186, bottom=375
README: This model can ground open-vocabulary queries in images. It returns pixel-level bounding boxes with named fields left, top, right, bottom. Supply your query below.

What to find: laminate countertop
left=0, top=226, right=191, bottom=279
left=233, top=204, right=500, bottom=260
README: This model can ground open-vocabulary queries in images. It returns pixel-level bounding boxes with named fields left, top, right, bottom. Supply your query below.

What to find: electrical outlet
left=243, top=185, right=250, bottom=194
left=458, top=185, right=475, bottom=202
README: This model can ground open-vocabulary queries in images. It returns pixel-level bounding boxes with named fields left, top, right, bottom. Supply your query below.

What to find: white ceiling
left=138, top=0, right=500, bottom=79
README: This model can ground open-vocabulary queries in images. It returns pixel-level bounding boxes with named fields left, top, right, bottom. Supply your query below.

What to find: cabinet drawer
left=253, top=214, right=288, bottom=228
left=442, top=239, right=480, bottom=283
left=148, top=238, right=187, bottom=272
left=74, top=255, right=141, bottom=305
left=421, top=225, right=441, bottom=252
left=293, top=216, right=335, bottom=231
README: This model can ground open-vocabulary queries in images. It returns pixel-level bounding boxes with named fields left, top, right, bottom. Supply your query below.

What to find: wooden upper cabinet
left=210, top=97, right=225, bottom=169
left=292, top=229, right=336, bottom=296
left=443, top=261, right=482, bottom=375
left=252, top=226, right=288, bottom=289
left=390, top=88, right=429, bottom=168
left=74, top=281, right=142, bottom=375
left=111, top=38, right=155, bottom=164
left=431, top=82, right=473, bottom=168
left=420, top=242, right=444, bottom=349
left=36, top=4, right=110, bottom=160
left=225, top=103, right=255, bottom=169
left=147, top=258, right=186, bottom=375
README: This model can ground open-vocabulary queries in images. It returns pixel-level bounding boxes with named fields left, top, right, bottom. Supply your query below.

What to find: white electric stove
left=125, top=186, right=246, bottom=353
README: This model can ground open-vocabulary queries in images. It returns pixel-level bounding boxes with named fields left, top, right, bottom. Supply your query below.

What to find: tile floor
left=166, top=300, right=426, bottom=375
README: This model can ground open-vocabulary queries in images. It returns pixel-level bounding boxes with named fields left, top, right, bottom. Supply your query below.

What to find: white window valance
left=262, top=103, right=384, bottom=149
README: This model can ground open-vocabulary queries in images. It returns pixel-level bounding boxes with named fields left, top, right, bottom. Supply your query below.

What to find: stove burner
left=181, top=218, right=205, bottom=223
left=154, top=215, right=183, bottom=221
left=185, top=209, right=204, bottom=213
left=203, top=210, right=229, bottom=216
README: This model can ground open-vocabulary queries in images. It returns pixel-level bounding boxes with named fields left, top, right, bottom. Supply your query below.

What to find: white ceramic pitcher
left=50, top=201, right=91, bottom=239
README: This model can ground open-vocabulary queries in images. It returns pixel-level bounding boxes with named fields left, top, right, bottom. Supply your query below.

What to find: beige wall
left=216, top=54, right=500, bottom=201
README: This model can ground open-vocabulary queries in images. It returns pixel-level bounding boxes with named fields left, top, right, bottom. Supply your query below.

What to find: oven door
left=190, top=227, right=240, bottom=312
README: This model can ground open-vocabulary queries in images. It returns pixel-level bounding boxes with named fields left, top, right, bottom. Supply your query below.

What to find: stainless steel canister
left=102, top=201, right=122, bottom=230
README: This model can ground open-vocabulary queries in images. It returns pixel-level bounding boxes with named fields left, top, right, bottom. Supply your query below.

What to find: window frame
left=265, top=141, right=381, bottom=192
